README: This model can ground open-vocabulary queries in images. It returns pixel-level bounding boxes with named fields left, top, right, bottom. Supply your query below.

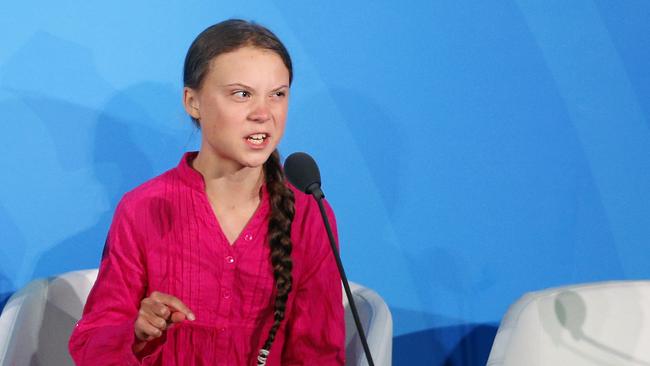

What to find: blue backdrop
left=1, top=1, right=649, bottom=365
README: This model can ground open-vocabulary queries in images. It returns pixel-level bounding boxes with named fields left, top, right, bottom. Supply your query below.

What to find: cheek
left=204, top=101, right=238, bottom=121
left=274, top=109, right=288, bottom=136
left=273, top=103, right=289, bottom=123
left=200, top=92, right=244, bottom=118
left=199, top=103, right=246, bottom=133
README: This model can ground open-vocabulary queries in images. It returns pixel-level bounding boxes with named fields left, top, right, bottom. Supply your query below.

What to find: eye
left=272, top=90, right=288, bottom=99
left=232, top=90, right=251, bottom=99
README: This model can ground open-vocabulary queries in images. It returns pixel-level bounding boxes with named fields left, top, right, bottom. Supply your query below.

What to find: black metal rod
left=315, top=196, right=375, bottom=366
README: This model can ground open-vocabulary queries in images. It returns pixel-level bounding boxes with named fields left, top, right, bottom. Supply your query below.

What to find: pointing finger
left=151, top=292, right=195, bottom=321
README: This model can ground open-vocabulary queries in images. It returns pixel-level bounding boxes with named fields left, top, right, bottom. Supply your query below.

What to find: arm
left=281, top=199, right=346, bottom=365
left=68, top=196, right=156, bottom=365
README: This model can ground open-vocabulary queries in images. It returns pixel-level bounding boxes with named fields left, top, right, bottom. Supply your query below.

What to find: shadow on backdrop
left=0, top=30, right=190, bottom=281
left=393, top=323, right=497, bottom=366
left=0, top=203, right=27, bottom=312
left=0, top=277, right=12, bottom=313
left=30, top=82, right=190, bottom=279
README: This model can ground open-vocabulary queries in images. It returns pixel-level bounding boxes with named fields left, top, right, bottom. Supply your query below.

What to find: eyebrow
left=222, top=83, right=289, bottom=92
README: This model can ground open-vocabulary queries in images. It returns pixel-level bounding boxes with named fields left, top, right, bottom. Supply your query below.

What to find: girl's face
left=184, top=46, right=290, bottom=170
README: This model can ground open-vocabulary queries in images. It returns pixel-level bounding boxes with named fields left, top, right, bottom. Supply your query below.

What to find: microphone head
left=283, top=152, right=321, bottom=195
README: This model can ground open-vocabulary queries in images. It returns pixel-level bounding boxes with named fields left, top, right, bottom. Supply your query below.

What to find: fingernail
left=188, top=313, right=196, bottom=321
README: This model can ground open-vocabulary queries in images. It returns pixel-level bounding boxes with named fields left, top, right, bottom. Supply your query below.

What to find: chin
left=241, top=155, right=272, bottom=168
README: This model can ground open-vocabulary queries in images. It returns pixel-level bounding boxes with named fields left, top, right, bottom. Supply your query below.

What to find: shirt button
left=218, top=327, right=226, bottom=333
left=225, top=255, right=235, bottom=264
left=223, top=290, right=231, bottom=299
left=244, top=233, right=253, bottom=241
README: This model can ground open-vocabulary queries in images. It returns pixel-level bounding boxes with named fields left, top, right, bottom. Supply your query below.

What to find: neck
left=192, top=150, right=265, bottom=204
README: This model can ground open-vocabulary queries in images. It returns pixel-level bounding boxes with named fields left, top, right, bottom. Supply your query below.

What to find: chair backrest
left=343, top=283, right=393, bottom=366
left=487, top=280, right=650, bottom=366
left=0, top=270, right=393, bottom=366
left=0, top=269, right=97, bottom=366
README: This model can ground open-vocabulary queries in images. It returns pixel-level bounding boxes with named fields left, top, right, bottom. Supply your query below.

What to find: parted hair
left=182, top=19, right=295, bottom=365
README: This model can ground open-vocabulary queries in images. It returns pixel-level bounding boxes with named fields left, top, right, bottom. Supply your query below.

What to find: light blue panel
left=1, top=1, right=650, bottom=365
left=516, top=0, right=650, bottom=277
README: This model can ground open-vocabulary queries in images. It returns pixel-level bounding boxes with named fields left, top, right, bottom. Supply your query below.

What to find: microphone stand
left=308, top=185, right=375, bottom=366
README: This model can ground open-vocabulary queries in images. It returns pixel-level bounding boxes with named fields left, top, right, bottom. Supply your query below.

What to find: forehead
left=206, top=46, right=289, bottom=84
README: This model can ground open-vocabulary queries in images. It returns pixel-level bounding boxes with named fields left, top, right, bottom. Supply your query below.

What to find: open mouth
left=246, top=133, right=268, bottom=145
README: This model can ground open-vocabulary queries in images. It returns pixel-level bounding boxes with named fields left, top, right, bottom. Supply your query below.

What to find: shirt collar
left=176, top=151, right=204, bottom=191
left=175, top=151, right=270, bottom=206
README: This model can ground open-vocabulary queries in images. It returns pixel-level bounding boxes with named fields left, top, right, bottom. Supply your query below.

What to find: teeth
left=248, top=133, right=267, bottom=140
left=247, top=133, right=267, bottom=144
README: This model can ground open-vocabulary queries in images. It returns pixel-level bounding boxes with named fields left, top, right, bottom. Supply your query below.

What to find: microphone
left=282, top=152, right=324, bottom=199
left=284, top=152, right=375, bottom=366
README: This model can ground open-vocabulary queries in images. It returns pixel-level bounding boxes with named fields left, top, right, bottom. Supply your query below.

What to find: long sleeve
left=281, top=199, right=346, bottom=365
left=69, top=196, right=155, bottom=365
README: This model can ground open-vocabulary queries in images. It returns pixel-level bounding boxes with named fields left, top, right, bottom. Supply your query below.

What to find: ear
left=183, top=87, right=201, bottom=120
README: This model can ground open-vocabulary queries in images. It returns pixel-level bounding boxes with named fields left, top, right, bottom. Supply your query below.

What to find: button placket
left=216, top=250, right=236, bottom=344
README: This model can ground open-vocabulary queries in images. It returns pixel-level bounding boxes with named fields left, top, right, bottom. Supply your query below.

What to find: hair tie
left=257, top=348, right=270, bottom=366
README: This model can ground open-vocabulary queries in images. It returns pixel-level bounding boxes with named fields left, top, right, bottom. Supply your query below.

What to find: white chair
left=0, top=269, right=392, bottom=366
left=487, top=281, right=650, bottom=366
left=0, top=270, right=96, bottom=366
left=343, top=283, right=393, bottom=366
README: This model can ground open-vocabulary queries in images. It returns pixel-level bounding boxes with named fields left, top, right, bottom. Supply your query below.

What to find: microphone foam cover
left=283, top=152, right=321, bottom=193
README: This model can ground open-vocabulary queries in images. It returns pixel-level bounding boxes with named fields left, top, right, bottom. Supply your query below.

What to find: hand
left=133, top=291, right=195, bottom=350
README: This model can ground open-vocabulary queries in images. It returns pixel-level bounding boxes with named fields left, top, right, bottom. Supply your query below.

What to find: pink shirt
left=69, top=152, right=345, bottom=365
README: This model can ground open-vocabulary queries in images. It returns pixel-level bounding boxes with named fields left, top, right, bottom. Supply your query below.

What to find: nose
left=248, top=98, right=271, bottom=122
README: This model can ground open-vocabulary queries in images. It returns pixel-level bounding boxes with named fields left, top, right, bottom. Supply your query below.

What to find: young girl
left=69, top=19, right=345, bottom=365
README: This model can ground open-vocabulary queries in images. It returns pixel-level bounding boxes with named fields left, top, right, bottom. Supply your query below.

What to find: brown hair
left=183, top=19, right=295, bottom=365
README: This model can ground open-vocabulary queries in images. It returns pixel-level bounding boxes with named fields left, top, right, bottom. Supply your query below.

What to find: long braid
left=257, top=149, right=295, bottom=365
